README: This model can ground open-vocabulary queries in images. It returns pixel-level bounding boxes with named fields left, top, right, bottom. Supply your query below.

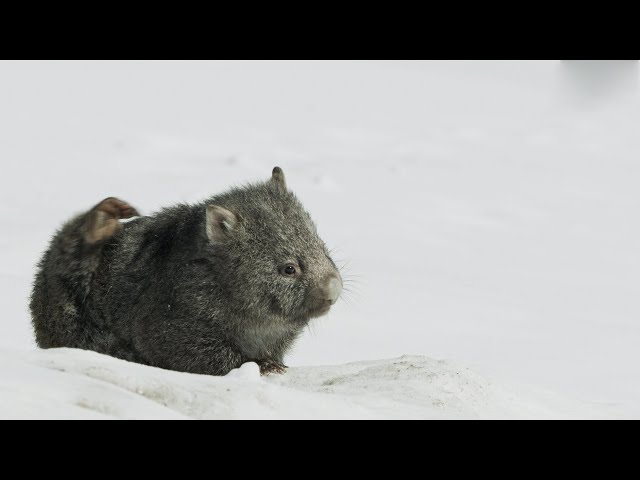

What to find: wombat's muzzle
left=326, top=276, right=342, bottom=305
left=305, top=274, right=342, bottom=318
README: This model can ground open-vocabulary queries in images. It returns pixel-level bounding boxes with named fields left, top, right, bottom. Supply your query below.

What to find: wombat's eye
left=283, top=264, right=297, bottom=276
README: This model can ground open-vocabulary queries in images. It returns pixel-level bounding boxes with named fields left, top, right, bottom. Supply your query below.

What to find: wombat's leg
left=85, top=197, right=139, bottom=244
left=256, top=359, right=288, bottom=376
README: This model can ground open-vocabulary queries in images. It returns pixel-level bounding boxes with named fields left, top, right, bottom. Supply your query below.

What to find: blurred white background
left=1, top=60, right=639, bottom=415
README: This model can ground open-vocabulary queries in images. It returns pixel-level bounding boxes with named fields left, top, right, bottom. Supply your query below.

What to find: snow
left=1, top=60, right=639, bottom=419
left=0, top=348, right=618, bottom=419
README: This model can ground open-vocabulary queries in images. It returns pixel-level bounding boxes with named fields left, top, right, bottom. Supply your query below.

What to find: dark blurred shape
left=561, top=60, right=638, bottom=101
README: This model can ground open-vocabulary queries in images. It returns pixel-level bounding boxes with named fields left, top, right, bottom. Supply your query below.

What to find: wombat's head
left=204, top=167, right=342, bottom=323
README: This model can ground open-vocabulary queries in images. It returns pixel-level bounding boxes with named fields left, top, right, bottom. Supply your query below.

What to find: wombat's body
left=30, top=168, right=342, bottom=375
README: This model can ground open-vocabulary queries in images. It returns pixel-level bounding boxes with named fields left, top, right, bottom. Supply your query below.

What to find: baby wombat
left=30, top=167, right=342, bottom=376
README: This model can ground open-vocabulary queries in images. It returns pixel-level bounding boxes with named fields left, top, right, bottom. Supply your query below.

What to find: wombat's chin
left=306, top=305, right=332, bottom=320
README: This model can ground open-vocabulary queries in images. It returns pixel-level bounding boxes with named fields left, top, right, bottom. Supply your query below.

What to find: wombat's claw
left=258, top=360, right=288, bottom=376
left=85, top=197, right=140, bottom=244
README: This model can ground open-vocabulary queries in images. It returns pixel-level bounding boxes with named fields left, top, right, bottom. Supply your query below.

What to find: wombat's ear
left=270, top=166, right=287, bottom=191
left=206, top=205, right=239, bottom=243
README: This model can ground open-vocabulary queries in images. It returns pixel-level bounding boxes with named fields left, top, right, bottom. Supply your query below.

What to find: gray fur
left=30, top=167, right=342, bottom=376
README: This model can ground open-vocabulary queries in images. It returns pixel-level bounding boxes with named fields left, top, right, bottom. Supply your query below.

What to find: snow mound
left=0, top=348, right=616, bottom=419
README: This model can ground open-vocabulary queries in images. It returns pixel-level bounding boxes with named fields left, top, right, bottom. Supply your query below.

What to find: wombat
left=29, top=167, right=342, bottom=376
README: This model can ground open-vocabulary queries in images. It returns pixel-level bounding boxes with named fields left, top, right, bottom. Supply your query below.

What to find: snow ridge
left=0, top=349, right=616, bottom=419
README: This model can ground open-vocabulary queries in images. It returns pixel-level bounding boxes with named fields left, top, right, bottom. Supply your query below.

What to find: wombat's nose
left=326, top=275, right=342, bottom=305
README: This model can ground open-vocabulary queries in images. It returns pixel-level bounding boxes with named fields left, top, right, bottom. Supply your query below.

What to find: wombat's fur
left=30, top=167, right=342, bottom=376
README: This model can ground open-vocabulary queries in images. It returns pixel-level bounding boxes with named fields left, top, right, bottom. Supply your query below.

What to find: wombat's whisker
left=338, top=261, right=351, bottom=272
left=339, top=293, right=354, bottom=306
left=342, top=277, right=362, bottom=284
left=343, top=281, right=362, bottom=294
left=342, top=279, right=363, bottom=291
left=342, top=286, right=360, bottom=295
left=340, top=290, right=360, bottom=304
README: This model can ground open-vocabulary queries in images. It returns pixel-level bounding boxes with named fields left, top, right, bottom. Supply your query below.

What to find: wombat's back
left=30, top=211, right=148, bottom=360
left=30, top=214, right=103, bottom=350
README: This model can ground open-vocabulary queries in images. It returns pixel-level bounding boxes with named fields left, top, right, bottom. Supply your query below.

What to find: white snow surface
left=1, top=60, right=639, bottom=419
left=0, top=348, right=617, bottom=419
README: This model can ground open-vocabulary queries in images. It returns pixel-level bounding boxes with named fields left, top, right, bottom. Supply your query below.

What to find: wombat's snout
left=307, top=274, right=342, bottom=317
left=326, top=275, right=342, bottom=305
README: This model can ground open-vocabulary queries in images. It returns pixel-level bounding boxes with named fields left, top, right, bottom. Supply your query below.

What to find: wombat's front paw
left=258, top=360, right=288, bottom=376
left=85, top=197, right=140, bottom=244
